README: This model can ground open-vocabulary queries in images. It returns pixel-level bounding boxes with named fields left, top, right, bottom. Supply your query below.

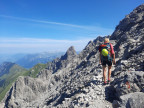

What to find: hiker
left=99, top=38, right=116, bottom=85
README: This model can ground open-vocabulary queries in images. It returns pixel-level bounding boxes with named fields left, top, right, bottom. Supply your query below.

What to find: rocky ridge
left=1, top=4, right=144, bottom=108
left=110, top=4, right=144, bottom=107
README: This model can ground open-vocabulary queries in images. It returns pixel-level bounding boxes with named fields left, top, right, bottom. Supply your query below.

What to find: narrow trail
left=88, top=68, right=113, bottom=108
left=60, top=66, right=115, bottom=108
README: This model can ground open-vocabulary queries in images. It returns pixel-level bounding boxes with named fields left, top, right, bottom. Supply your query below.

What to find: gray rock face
left=113, top=92, right=144, bottom=108
left=61, top=46, right=77, bottom=60
left=111, top=4, right=144, bottom=40
left=4, top=76, right=47, bottom=108
left=1, top=4, right=144, bottom=108
left=110, top=4, right=144, bottom=107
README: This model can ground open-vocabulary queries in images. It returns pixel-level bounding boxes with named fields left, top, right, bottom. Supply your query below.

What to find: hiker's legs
left=108, top=66, right=112, bottom=81
left=103, top=65, right=106, bottom=83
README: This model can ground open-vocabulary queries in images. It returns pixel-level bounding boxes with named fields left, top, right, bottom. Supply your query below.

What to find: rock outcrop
left=1, top=4, right=144, bottom=108
left=110, top=4, right=144, bottom=107
left=113, top=92, right=144, bottom=108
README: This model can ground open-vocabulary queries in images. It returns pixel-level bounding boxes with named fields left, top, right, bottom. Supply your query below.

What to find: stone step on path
left=0, top=102, right=5, bottom=108
left=69, top=71, right=112, bottom=108
left=55, top=66, right=113, bottom=108
left=88, top=76, right=113, bottom=108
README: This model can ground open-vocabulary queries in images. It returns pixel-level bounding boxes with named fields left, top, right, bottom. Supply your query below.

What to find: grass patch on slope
left=0, top=64, right=27, bottom=102
left=23, top=63, right=47, bottom=78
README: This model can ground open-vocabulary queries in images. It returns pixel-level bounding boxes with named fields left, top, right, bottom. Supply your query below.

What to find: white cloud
left=0, top=15, right=114, bottom=54
left=0, top=38, right=92, bottom=54
left=0, top=15, right=114, bottom=33
left=0, top=15, right=90, bottom=29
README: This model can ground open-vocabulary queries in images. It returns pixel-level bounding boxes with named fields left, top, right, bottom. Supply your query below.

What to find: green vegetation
left=23, top=63, right=47, bottom=78
left=0, top=64, right=27, bottom=101
left=0, top=82, right=12, bottom=101
left=0, top=63, right=47, bottom=102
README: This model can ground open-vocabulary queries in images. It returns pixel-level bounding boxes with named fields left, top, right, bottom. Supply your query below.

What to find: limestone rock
left=113, top=92, right=144, bottom=108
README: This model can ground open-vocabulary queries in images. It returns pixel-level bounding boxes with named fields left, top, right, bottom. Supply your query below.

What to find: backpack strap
left=107, top=43, right=113, bottom=62
left=103, top=43, right=113, bottom=62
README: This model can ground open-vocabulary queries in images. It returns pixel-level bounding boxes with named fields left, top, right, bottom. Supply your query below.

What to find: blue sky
left=0, top=0, right=143, bottom=54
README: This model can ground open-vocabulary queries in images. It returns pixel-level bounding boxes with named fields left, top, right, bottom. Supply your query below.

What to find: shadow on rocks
left=91, top=79, right=103, bottom=85
left=105, top=85, right=118, bottom=103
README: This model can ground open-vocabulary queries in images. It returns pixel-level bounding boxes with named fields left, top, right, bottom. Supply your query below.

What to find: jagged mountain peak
left=61, top=46, right=77, bottom=60
left=111, top=4, right=144, bottom=40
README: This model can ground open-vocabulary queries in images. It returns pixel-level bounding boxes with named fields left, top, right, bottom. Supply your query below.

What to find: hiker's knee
left=108, top=66, right=112, bottom=69
left=103, top=66, right=106, bottom=70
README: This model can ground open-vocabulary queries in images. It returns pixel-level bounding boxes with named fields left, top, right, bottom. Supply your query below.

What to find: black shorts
left=102, top=60, right=112, bottom=66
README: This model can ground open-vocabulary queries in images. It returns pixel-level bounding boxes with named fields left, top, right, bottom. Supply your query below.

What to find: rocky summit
left=1, top=4, right=144, bottom=108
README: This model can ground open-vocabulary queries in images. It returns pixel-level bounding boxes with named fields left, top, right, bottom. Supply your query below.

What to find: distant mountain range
left=0, top=54, right=26, bottom=64
left=0, top=52, right=64, bottom=69
left=15, top=52, right=64, bottom=69
left=0, top=62, right=15, bottom=77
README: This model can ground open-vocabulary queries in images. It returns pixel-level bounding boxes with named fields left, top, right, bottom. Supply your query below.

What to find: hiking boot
left=103, top=81, right=107, bottom=85
left=107, top=80, right=110, bottom=84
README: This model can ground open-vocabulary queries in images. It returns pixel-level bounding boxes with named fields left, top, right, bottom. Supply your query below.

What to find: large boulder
left=113, top=92, right=144, bottom=108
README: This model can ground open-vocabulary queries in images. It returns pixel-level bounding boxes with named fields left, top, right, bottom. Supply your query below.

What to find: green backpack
left=101, top=43, right=113, bottom=62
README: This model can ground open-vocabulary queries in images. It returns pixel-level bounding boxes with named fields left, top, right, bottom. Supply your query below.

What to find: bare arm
left=99, top=52, right=101, bottom=64
left=110, top=43, right=116, bottom=65
left=112, top=53, right=116, bottom=65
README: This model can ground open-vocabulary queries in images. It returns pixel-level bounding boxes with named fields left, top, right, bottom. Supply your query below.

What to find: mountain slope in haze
left=16, top=52, right=64, bottom=69
left=0, top=62, right=27, bottom=101
left=1, top=4, right=144, bottom=108
left=0, top=54, right=26, bottom=64
left=0, top=62, right=15, bottom=77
